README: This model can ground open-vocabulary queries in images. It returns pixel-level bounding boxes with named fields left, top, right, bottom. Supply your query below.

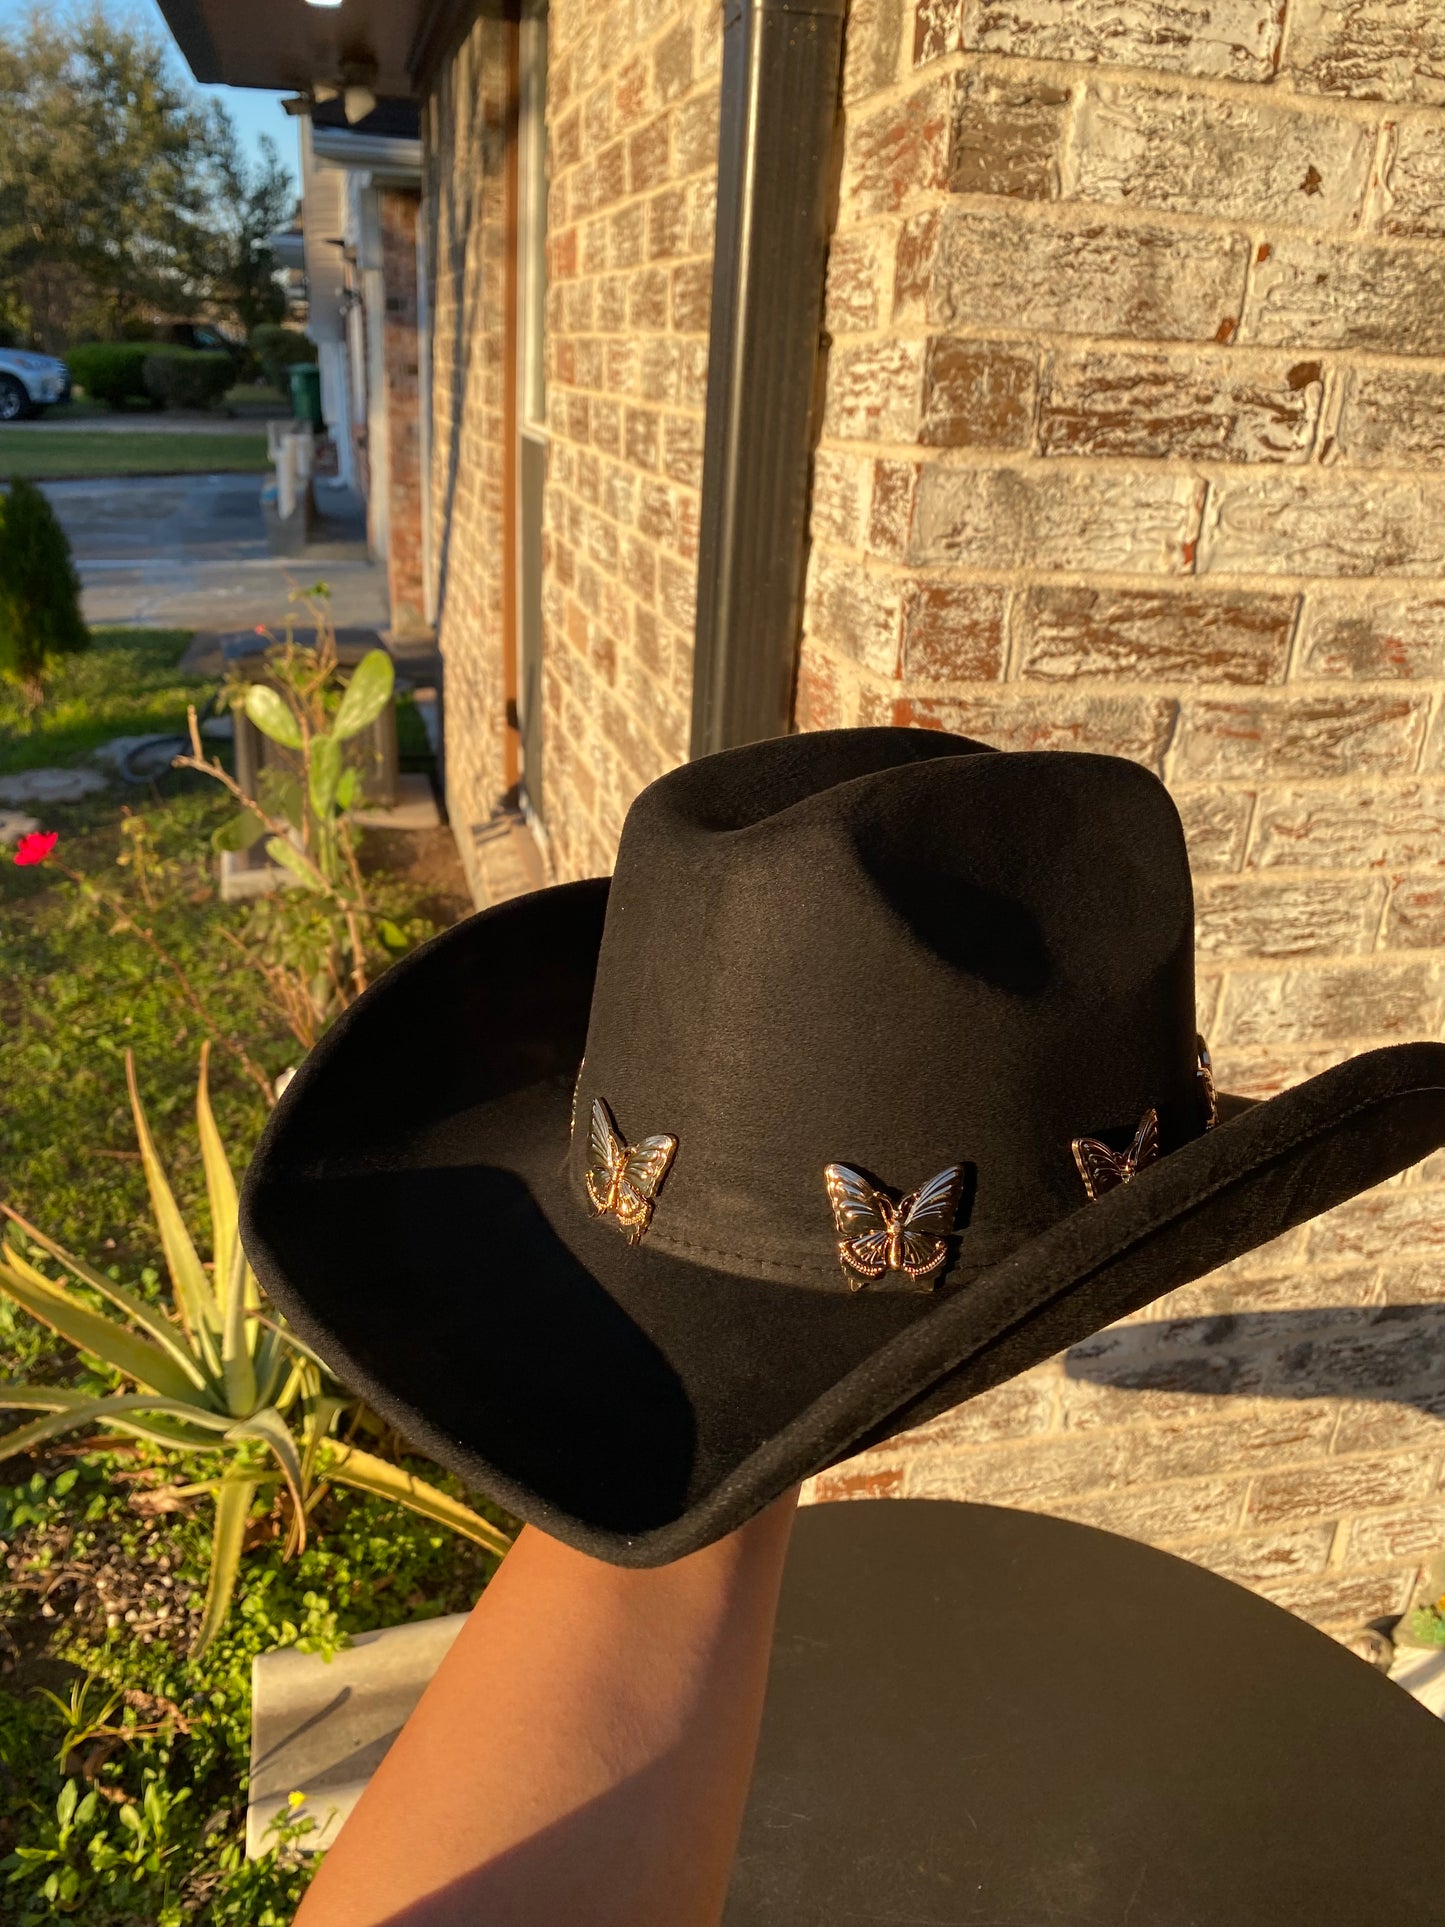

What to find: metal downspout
left=689, top=0, right=847, bottom=758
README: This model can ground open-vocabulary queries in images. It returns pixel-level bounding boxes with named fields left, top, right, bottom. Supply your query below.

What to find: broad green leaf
left=323, top=1443, right=512, bottom=1557
left=335, top=765, right=360, bottom=812
left=227, top=1407, right=307, bottom=1542
left=259, top=769, right=304, bottom=831
left=126, top=1054, right=221, bottom=1362
left=332, top=650, right=393, bottom=742
left=0, top=1208, right=210, bottom=1395
left=0, top=1385, right=99, bottom=1412
left=196, top=1042, right=239, bottom=1325
left=0, top=1259, right=201, bottom=1403
left=244, top=683, right=303, bottom=749
left=264, top=837, right=325, bottom=892
left=191, top=1476, right=258, bottom=1659
left=309, top=732, right=343, bottom=819
left=211, top=809, right=266, bottom=854
left=377, top=919, right=408, bottom=953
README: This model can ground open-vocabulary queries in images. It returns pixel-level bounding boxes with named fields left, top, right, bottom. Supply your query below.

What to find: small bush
left=0, top=478, right=88, bottom=697
left=142, top=349, right=234, bottom=412
left=66, top=343, right=172, bottom=409
left=249, top=324, right=314, bottom=392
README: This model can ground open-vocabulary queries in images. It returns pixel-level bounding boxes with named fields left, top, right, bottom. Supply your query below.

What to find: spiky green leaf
left=191, top=1477, right=258, bottom=1659
left=126, top=1053, right=221, bottom=1361
left=0, top=1259, right=202, bottom=1404
left=322, top=1443, right=512, bottom=1557
left=196, top=1042, right=239, bottom=1325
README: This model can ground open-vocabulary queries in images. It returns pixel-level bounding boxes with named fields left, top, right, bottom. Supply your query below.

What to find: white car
left=0, top=350, right=71, bottom=421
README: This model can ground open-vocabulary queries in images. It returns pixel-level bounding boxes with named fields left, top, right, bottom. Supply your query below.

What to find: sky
left=0, top=0, right=300, bottom=189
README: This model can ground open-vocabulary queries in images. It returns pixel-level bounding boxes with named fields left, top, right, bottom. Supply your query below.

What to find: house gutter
left=689, top=0, right=847, bottom=758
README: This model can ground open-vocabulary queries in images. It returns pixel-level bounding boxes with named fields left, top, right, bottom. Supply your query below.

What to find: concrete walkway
left=46, top=474, right=388, bottom=631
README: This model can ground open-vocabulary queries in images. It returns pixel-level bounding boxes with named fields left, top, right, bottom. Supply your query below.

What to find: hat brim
left=240, top=880, right=1445, bottom=1566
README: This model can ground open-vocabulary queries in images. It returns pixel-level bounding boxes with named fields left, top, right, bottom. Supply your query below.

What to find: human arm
left=294, top=1488, right=800, bottom=1927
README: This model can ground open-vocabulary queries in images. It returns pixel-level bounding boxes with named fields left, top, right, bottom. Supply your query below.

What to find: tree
left=198, top=116, right=294, bottom=337
left=0, top=479, right=88, bottom=702
left=0, top=5, right=294, bottom=347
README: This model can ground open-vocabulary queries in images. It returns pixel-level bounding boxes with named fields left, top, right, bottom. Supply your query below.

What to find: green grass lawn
left=0, top=430, right=269, bottom=480
left=0, top=630, right=497, bottom=1922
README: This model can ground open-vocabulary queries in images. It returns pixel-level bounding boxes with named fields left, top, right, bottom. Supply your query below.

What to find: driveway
left=46, top=473, right=389, bottom=631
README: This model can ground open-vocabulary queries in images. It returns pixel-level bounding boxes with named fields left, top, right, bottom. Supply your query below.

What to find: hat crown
left=572, top=730, right=1202, bottom=1289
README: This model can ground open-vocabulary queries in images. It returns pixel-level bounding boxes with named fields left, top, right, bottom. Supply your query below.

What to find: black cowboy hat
left=239, top=730, right=1445, bottom=1565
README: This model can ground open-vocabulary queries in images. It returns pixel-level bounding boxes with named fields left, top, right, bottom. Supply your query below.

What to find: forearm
left=296, top=1489, right=799, bottom=1927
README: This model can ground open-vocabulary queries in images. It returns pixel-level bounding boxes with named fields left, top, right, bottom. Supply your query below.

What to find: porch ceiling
left=155, top=0, right=472, bottom=98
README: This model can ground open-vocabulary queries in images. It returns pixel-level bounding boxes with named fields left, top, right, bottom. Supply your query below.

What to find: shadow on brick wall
left=1065, top=1304, right=1445, bottom=1418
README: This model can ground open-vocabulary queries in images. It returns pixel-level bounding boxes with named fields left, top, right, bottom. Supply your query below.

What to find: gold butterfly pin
left=824, top=1162, right=967, bottom=1291
left=585, top=1097, right=677, bottom=1245
left=1071, top=1108, right=1159, bottom=1203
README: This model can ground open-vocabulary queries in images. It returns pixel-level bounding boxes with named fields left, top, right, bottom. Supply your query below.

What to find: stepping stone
left=350, top=772, right=440, bottom=831
left=247, top=1612, right=468, bottom=1858
left=91, top=735, right=189, bottom=783
left=0, top=767, right=107, bottom=805
left=0, top=809, right=41, bottom=845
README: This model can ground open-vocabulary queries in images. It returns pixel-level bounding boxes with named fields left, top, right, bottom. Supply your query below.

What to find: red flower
left=13, top=830, right=58, bottom=867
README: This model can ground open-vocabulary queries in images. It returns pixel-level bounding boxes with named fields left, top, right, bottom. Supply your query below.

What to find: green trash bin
left=288, top=362, right=323, bottom=429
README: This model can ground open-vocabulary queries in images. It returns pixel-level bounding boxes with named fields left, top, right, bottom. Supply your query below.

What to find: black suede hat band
left=239, top=730, right=1445, bottom=1565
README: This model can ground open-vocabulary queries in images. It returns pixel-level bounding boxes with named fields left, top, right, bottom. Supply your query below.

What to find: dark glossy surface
left=726, top=1500, right=1445, bottom=1926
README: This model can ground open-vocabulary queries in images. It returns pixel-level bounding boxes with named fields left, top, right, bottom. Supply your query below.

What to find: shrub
left=249, top=324, right=313, bottom=393
left=0, top=478, right=87, bottom=699
left=142, top=350, right=234, bottom=412
left=66, top=343, right=170, bottom=410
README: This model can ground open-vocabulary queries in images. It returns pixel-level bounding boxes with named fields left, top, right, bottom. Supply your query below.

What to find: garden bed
left=0, top=629, right=501, bottom=1922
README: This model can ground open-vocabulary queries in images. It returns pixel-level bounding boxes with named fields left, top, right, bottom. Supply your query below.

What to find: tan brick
left=919, top=338, right=1037, bottom=448
left=1175, top=784, right=1255, bottom=876
left=1071, top=82, right=1372, bottom=227
left=1310, top=1187, right=1445, bottom=1264
left=899, top=580, right=1008, bottom=682
left=1020, top=585, right=1295, bottom=684
left=1202, top=472, right=1445, bottom=578
left=1151, top=1263, right=1381, bottom=1320
left=794, top=639, right=853, bottom=732
left=1384, top=878, right=1445, bottom=950
left=1039, top=349, right=1321, bottom=463
left=926, top=206, right=1252, bottom=341
left=661, top=411, right=703, bottom=488
left=1171, top=693, right=1428, bottom=782
left=803, top=1458, right=907, bottom=1503
left=673, top=92, right=718, bottom=176
left=1348, top=1500, right=1445, bottom=1568
left=899, top=1372, right=1056, bottom=1448
left=1249, top=782, right=1445, bottom=873
left=842, top=0, right=905, bottom=103
left=652, top=17, right=692, bottom=103
left=1383, top=119, right=1445, bottom=240
left=1209, top=1044, right=1351, bottom=1099
left=1244, top=234, right=1445, bottom=355
left=670, top=260, right=710, bottom=333
left=1332, top=1391, right=1445, bottom=1456
left=811, top=448, right=868, bottom=546
left=1194, top=874, right=1384, bottom=960
left=906, top=463, right=1200, bottom=571
left=877, top=690, right=1179, bottom=771
left=824, top=340, right=925, bottom=442
left=1045, top=1476, right=1248, bottom=1543
left=843, top=77, right=951, bottom=217
left=1257, top=1569, right=1415, bottom=1625
left=1219, top=959, right=1445, bottom=1048
left=824, top=228, right=895, bottom=335
left=1173, top=1522, right=1336, bottom=1587
left=1287, top=0, right=1445, bottom=107
left=1296, top=592, right=1445, bottom=679
left=1249, top=1452, right=1439, bottom=1526
left=946, top=68, right=1069, bottom=198
left=960, top=0, right=1284, bottom=81
left=805, top=556, right=904, bottom=677
left=1334, top=367, right=1445, bottom=470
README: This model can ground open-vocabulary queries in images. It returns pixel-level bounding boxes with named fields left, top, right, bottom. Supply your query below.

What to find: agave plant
left=0, top=1046, right=510, bottom=1656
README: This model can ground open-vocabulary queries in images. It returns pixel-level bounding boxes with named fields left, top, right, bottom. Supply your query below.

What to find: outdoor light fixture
left=343, top=84, right=377, bottom=122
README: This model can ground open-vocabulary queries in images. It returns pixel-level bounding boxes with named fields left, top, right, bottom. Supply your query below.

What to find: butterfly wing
left=1072, top=1135, right=1125, bottom=1203
left=896, top=1163, right=966, bottom=1280
left=824, top=1164, right=892, bottom=1286
left=615, top=1134, right=678, bottom=1236
left=1127, top=1107, right=1160, bottom=1177
left=585, top=1097, right=627, bottom=1216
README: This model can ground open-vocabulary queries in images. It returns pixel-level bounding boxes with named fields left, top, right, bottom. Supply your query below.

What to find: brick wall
left=541, top=0, right=720, bottom=881
left=425, top=16, right=513, bottom=879
left=800, top=0, right=1445, bottom=1636
left=378, top=188, right=428, bottom=639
